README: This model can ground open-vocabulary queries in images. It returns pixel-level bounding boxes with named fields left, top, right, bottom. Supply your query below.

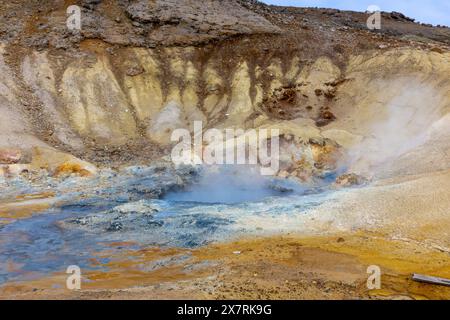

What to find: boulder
left=334, top=173, right=368, bottom=187
left=0, top=148, right=22, bottom=164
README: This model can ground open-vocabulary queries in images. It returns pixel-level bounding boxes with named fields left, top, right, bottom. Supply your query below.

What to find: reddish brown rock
left=335, top=173, right=368, bottom=187
left=0, top=148, right=22, bottom=164
left=430, top=47, right=445, bottom=54
left=315, top=110, right=337, bottom=127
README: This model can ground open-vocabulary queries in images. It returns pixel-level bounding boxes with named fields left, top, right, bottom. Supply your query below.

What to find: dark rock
left=147, top=220, right=164, bottom=227
left=107, top=221, right=123, bottom=232
left=315, top=110, right=336, bottom=127
left=390, top=12, right=415, bottom=23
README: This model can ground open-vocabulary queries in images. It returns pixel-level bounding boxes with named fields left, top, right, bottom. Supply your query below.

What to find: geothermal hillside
left=0, top=0, right=449, bottom=300
left=0, top=0, right=449, bottom=176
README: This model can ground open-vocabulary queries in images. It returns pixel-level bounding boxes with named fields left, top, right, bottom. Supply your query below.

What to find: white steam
left=347, top=81, right=446, bottom=175
left=164, top=165, right=304, bottom=204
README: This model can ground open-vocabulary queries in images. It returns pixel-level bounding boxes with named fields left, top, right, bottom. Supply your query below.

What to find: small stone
left=147, top=220, right=164, bottom=227
left=126, top=65, right=145, bottom=76
left=316, top=111, right=337, bottom=127
left=322, top=110, right=336, bottom=120
left=106, top=47, right=115, bottom=55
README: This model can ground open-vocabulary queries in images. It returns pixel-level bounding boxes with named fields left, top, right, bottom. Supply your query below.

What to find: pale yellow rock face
left=299, top=56, right=341, bottom=84
left=123, top=48, right=164, bottom=122
left=180, top=61, right=205, bottom=125
left=61, top=55, right=137, bottom=144
left=143, top=48, right=207, bottom=144
left=0, top=44, right=448, bottom=180
left=22, top=52, right=84, bottom=149
left=202, top=63, right=227, bottom=119
left=266, top=59, right=283, bottom=92
left=224, top=61, right=253, bottom=127
left=0, top=45, right=49, bottom=149
left=285, top=56, right=301, bottom=83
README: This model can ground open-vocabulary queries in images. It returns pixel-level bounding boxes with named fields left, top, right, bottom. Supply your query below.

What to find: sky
left=261, top=0, right=450, bottom=27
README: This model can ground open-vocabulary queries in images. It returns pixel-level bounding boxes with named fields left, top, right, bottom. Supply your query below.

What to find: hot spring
left=0, top=163, right=335, bottom=284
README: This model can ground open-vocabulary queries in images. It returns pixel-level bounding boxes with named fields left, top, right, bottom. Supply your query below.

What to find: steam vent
left=0, top=0, right=449, bottom=301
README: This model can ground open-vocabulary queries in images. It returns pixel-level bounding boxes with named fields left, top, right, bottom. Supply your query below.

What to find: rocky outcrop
left=0, top=0, right=280, bottom=50
left=2, top=1, right=449, bottom=50
left=0, top=1, right=448, bottom=180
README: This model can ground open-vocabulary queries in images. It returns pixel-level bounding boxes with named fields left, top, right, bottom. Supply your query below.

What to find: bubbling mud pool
left=0, top=164, right=336, bottom=285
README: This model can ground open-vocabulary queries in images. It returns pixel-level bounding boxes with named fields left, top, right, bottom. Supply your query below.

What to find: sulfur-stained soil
left=1, top=232, right=449, bottom=300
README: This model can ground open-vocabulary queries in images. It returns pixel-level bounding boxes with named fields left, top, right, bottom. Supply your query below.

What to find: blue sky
left=261, top=1, right=450, bottom=26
